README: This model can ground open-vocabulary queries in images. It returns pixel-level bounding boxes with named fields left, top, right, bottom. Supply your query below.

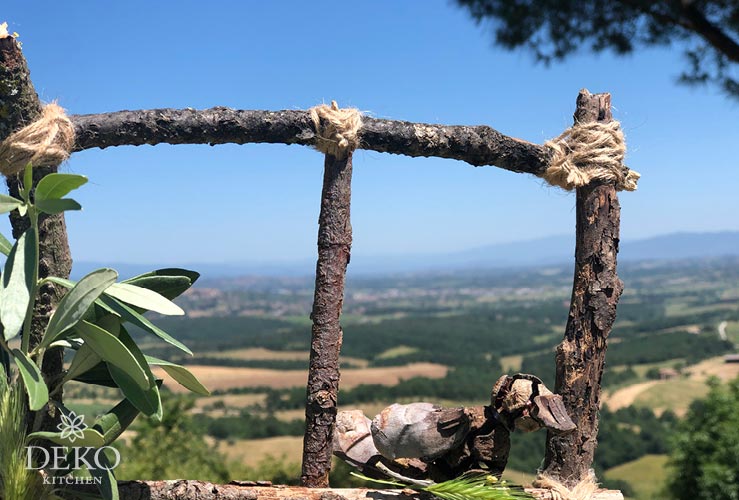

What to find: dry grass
left=154, top=362, right=448, bottom=393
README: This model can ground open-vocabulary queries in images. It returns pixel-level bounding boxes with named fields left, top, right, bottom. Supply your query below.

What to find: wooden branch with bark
left=540, top=90, right=624, bottom=486
left=71, top=109, right=552, bottom=174
left=0, top=36, right=71, bottom=433
left=301, top=150, right=354, bottom=487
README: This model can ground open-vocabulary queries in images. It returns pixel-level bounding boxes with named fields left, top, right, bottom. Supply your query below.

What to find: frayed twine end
left=0, top=103, right=75, bottom=177
left=543, top=121, right=640, bottom=192
left=309, top=100, right=362, bottom=159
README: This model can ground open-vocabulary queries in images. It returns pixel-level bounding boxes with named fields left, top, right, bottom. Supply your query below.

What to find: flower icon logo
left=57, top=411, right=87, bottom=443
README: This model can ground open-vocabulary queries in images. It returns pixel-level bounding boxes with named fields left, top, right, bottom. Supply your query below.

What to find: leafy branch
left=0, top=163, right=207, bottom=500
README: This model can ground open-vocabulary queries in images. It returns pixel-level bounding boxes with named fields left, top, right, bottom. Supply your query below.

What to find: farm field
left=604, top=355, right=739, bottom=415
left=218, top=436, right=303, bottom=467
left=605, top=455, right=670, bottom=500
left=199, top=347, right=370, bottom=368
left=152, top=362, right=448, bottom=392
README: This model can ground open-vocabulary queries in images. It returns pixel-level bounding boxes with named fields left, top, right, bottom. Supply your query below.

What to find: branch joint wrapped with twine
left=0, top=103, right=75, bottom=177
left=543, top=121, right=640, bottom=192
left=309, top=101, right=362, bottom=160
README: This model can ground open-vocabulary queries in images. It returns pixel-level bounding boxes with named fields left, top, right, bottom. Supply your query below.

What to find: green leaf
left=21, top=163, right=33, bottom=202
left=122, top=275, right=192, bottom=302
left=64, top=343, right=102, bottom=383
left=1, top=228, right=37, bottom=341
left=99, top=295, right=192, bottom=355
left=75, top=321, right=149, bottom=390
left=63, top=314, right=121, bottom=382
left=27, top=429, right=105, bottom=448
left=95, top=314, right=121, bottom=337
left=117, top=326, right=162, bottom=419
left=44, top=276, right=120, bottom=317
left=123, top=268, right=200, bottom=300
left=34, top=173, right=88, bottom=201
left=41, top=269, right=118, bottom=348
left=105, top=282, right=184, bottom=316
left=0, top=232, right=12, bottom=256
left=72, top=362, right=117, bottom=388
left=35, top=198, right=82, bottom=215
left=0, top=345, right=9, bottom=379
left=92, top=397, right=143, bottom=446
left=48, top=338, right=83, bottom=349
left=88, top=450, right=119, bottom=500
left=0, top=194, right=23, bottom=215
left=12, top=349, right=48, bottom=410
left=108, top=364, right=161, bottom=419
left=145, top=355, right=210, bottom=396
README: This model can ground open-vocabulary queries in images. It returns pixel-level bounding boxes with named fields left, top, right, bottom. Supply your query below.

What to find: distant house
left=659, top=368, right=679, bottom=380
left=725, top=354, right=739, bottom=364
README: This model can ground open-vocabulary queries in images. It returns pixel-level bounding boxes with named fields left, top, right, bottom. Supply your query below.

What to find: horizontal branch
left=71, top=108, right=552, bottom=174
left=67, top=481, right=623, bottom=500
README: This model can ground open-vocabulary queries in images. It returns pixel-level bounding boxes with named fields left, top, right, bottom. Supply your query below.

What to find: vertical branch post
left=0, top=37, right=73, bottom=426
left=541, top=90, right=624, bottom=486
left=301, top=150, right=353, bottom=487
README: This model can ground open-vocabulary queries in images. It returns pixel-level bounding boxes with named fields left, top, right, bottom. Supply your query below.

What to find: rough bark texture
left=66, top=481, right=623, bottom=500
left=301, top=152, right=354, bottom=487
left=541, top=90, right=624, bottom=486
left=0, top=37, right=71, bottom=427
left=71, top=108, right=551, bottom=174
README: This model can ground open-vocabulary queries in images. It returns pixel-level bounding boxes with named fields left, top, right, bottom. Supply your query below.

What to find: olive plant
left=0, top=164, right=207, bottom=500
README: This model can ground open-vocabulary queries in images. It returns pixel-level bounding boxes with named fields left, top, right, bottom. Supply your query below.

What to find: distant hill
left=71, top=231, right=739, bottom=279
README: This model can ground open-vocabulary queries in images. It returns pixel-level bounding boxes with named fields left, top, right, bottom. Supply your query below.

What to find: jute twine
left=309, top=101, right=362, bottom=159
left=532, top=470, right=600, bottom=500
left=0, top=103, right=75, bottom=176
left=543, top=120, right=640, bottom=191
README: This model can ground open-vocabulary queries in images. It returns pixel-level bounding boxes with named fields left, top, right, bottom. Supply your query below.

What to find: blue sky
left=3, top=1, right=738, bottom=265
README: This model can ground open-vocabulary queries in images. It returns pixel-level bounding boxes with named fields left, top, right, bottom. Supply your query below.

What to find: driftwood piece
left=334, top=374, right=577, bottom=483
left=67, top=481, right=624, bottom=500
left=371, top=403, right=470, bottom=461
left=540, top=90, right=624, bottom=486
left=71, top=108, right=551, bottom=174
left=0, top=36, right=71, bottom=429
left=301, top=151, right=354, bottom=487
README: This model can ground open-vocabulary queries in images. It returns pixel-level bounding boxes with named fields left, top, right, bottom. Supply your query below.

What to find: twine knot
left=543, top=121, right=640, bottom=191
left=309, top=101, right=362, bottom=159
left=532, top=470, right=600, bottom=500
left=0, top=103, right=75, bottom=177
